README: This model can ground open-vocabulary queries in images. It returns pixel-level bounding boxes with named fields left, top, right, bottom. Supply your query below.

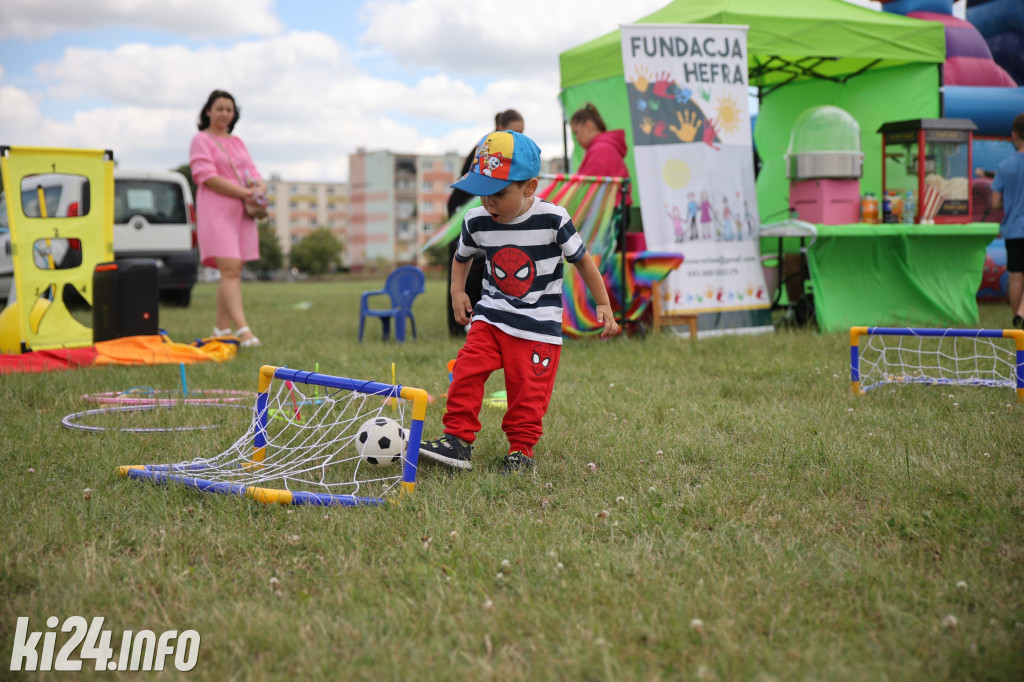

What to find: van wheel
left=161, top=288, right=192, bottom=307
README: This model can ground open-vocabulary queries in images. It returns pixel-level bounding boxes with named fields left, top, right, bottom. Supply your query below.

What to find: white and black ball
left=356, top=417, right=407, bottom=467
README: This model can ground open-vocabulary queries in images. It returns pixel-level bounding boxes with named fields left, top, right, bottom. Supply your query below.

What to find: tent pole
left=562, top=116, right=570, bottom=173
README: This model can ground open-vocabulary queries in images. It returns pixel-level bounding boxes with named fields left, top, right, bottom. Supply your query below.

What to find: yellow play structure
left=0, top=146, right=114, bottom=353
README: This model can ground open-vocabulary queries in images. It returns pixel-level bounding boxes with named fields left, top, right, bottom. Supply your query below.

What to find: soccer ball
left=356, top=417, right=407, bottom=467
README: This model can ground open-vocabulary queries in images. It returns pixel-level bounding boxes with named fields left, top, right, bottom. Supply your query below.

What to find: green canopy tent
left=558, top=0, right=947, bottom=222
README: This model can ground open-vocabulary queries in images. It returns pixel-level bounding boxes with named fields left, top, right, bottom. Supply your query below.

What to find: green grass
left=2, top=276, right=1022, bottom=680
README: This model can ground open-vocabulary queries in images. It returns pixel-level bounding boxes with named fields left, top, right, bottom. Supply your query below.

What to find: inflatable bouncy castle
left=880, top=0, right=1023, bottom=137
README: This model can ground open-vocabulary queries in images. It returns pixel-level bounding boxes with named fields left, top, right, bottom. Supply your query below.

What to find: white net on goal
left=852, top=327, right=1024, bottom=398
left=118, top=366, right=428, bottom=506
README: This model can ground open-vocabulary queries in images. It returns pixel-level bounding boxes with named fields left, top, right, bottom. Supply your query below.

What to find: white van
left=0, top=169, right=198, bottom=306
left=112, top=170, right=198, bottom=306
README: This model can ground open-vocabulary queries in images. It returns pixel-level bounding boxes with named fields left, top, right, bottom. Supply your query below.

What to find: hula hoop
left=61, top=403, right=249, bottom=433
left=81, top=387, right=255, bottom=405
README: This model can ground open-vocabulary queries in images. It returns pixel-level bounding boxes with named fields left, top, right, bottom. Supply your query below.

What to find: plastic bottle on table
left=903, top=190, right=915, bottom=224
left=862, top=193, right=878, bottom=224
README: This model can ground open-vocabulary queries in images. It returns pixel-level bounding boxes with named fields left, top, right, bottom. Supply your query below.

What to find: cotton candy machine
left=785, top=106, right=864, bottom=224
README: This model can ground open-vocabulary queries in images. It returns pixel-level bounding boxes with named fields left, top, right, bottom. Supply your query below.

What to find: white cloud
left=36, top=32, right=346, bottom=108
left=0, top=0, right=282, bottom=41
left=359, top=0, right=668, bottom=76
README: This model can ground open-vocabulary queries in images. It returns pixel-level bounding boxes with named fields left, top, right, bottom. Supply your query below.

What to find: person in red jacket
left=570, top=103, right=629, bottom=179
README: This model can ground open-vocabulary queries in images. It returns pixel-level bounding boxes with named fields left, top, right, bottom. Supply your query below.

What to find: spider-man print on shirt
left=491, top=246, right=535, bottom=298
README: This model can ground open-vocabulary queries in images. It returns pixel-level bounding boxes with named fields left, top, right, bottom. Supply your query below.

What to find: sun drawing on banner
left=713, top=94, right=744, bottom=138
left=661, top=158, right=691, bottom=189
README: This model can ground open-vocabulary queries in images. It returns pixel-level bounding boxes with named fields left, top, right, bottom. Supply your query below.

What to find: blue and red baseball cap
left=450, top=130, right=541, bottom=196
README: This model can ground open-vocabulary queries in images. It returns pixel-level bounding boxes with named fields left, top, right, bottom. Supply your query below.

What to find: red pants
left=443, top=322, right=561, bottom=457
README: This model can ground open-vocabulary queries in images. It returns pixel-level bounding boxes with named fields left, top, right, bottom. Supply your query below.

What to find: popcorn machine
left=877, top=118, right=976, bottom=224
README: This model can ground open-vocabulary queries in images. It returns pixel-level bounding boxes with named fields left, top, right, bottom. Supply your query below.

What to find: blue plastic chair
left=359, top=265, right=426, bottom=342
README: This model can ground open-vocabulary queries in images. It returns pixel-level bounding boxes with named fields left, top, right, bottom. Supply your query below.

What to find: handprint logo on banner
left=626, top=64, right=721, bottom=148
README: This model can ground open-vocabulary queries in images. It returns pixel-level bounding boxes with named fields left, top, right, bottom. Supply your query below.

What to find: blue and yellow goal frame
left=118, top=365, right=429, bottom=506
left=850, top=326, right=1024, bottom=402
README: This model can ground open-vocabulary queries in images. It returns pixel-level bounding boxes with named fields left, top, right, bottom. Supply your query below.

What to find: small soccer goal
left=118, top=365, right=429, bottom=506
left=850, top=327, right=1024, bottom=401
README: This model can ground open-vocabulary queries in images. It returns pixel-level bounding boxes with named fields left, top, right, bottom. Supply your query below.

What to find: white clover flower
left=942, top=614, right=958, bottom=630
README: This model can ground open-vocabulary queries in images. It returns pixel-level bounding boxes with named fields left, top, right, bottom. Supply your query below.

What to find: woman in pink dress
left=188, top=90, right=266, bottom=347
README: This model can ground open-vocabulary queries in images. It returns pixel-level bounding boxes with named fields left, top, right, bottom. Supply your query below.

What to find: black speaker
left=92, top=259, right=159, bottom=342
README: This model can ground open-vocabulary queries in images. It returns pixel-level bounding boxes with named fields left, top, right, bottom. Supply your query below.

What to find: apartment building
left=348, top=149, right=464, bottom=271
left=265, top=150, right=565, bottom=272
left=264, top=177, right=349, bottom=260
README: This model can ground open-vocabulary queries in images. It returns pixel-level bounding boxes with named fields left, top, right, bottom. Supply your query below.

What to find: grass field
left=2, top=276, right=1022, bottom=680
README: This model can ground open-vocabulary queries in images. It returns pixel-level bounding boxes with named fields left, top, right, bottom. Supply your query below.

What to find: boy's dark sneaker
left=1014, top=315, right=1023, bottom=330
left=419, top=434, right=473, bottom=470
left=502, top=451, right=534, bottom=474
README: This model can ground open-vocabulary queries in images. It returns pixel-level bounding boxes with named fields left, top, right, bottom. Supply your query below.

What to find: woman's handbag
left=243, top=197, right=268, bottom=220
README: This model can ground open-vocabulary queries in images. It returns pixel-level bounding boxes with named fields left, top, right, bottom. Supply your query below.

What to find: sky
left=0, top=0, right=936, bottom=182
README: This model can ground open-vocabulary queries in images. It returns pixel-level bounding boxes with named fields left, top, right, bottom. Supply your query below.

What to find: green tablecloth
left=805, top=223, right=1000, bottom=333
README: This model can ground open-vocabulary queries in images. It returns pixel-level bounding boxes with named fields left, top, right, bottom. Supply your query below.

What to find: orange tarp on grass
left=0, top=334, right=239, bottom=374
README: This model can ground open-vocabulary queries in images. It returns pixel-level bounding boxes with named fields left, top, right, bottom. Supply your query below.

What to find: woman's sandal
left=213, top=325, right=232, bottom=337
left=235, top=326, right=261, bottom=348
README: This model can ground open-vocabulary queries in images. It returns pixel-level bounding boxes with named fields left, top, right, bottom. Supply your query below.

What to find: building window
left=421, top=201, right=434, bottom=214
left=422, top=180, right=433, bottom=191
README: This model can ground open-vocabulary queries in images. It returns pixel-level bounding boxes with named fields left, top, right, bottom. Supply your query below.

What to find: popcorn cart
left=877, top=118, right=976, bottom=224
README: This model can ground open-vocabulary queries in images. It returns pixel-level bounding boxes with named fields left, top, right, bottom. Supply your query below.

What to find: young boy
left=992, top=112, right=1024, bottom=328
left=420, top=130, right=619, bottom=473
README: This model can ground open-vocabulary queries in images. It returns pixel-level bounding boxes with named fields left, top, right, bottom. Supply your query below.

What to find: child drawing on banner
left=699, top=190, right=714, bottom=240
left=720, top=197, right=736, bottom=241
left=687, top=192, right=699, bottom=241
left=666, top=204, right=686, bottom=243
left=744, top=201, right=758, bottom=239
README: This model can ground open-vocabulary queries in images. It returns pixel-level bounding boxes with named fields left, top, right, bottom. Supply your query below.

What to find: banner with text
left=620, top=24, right=771, bottom=334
